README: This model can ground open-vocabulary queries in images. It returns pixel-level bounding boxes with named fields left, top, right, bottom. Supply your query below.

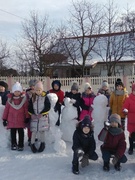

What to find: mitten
left=31, top=114, right=37, bottom=119
left=25, top=118, right=30, bottom=124
left=3, top=119, right=8, bottom=127
left=70, top=99, right=76, bottom=104
left=123, top=108, right=128, bottom=115
left=80, top=154, right=89, bottom=168
left=104, top=121, right=110, bottom=130
left=112, top=156, right=119, bottom=165
left=37, top=114, right=42, bottom=119
left=78, top=149, right=84, bottom=158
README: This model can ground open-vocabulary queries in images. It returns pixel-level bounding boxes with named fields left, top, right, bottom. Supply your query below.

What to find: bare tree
left=16, top=11, right=57, bottom=76
left=0, top=40, right=10, bottom=70
left=59, top=0, right=104, bottom=77
left=94, top=1, right=131, bottom=76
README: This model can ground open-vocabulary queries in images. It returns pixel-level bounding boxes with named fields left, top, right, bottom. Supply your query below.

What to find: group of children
left=0, top=78, right=135, bottom=175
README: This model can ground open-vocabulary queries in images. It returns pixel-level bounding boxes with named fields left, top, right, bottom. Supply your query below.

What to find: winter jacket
left=72, top=125, right=96, bottom=156
left=2, top=93, right=29, bottom=129
left=0, top=91, right=10, bottom=105
left=100, top=127, right=126, bottom=159
left=28, top=91, right=50, bottom=132
left=123, top=93, right=135, bottom=133
left=79, top=92, right=96, bottom=120
left=109, top=90, right=128, bottom=118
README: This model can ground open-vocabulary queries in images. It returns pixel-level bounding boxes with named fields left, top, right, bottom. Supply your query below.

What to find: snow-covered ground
left=0, top=122, right=135, bottom=180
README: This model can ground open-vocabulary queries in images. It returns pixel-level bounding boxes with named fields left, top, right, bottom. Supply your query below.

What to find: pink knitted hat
left=35, top=81, right=43, bottom=90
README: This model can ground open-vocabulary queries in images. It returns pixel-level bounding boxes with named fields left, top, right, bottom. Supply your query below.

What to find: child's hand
left=3, top=119, right=7, bottom=127
left=123, top=109, right=128, bottom=115
left=112, top=156, right=119, bottom=165
left=31, top=114, right=37, bottom=119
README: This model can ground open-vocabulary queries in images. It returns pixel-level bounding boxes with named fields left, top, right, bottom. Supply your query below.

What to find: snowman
left=0, top=97, right=9, bottom=148
left=47, top=93, right=66, bottom=154
left=91, top=94, right=110, bottom=141
left=61, top=97, right=78, bottom=142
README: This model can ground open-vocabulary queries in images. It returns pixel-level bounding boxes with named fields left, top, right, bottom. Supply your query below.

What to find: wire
left=0, top=8, right=27, bottom=20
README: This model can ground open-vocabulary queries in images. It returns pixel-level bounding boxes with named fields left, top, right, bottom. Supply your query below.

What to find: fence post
left=46, top=76, right=51, bottom=91
left=7, top=76, right=13, bottom=91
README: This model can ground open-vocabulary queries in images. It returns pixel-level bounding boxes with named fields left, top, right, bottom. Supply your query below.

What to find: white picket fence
left=0, top=75, right=134, bottom=94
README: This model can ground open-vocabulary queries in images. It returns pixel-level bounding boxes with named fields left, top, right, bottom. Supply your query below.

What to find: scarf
left=8, top=95, right=26, bottom=110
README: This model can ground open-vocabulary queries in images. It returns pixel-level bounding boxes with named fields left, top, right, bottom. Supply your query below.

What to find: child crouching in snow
left=28, top=81, right=50, bottom=153
left=72, top=115, right=98, bottom=175
left=99, top=114, right=127, bottom=171
left=2, top=82, right=29, bottom=151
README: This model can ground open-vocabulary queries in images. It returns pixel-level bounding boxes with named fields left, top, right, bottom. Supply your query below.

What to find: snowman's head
left=64, top=97, right=72, bottom=107
left=47, top=93, right=58, bottom=107
left=93, top=94, right=108, bottom=106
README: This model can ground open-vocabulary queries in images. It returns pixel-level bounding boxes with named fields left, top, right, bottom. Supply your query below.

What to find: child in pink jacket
left=3, top=82, right=29, bottom=151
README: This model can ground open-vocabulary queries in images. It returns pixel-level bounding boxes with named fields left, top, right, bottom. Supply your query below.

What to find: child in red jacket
left=99, top=114, right=127, bottom=171
left=3, top=82, right=29, bottom=151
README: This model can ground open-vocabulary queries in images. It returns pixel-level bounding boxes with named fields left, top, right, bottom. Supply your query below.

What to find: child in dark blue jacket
left=72, top=115, right=98, bottom=175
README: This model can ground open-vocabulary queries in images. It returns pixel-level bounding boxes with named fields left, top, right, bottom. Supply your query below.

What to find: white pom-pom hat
left=12, top=82, right=23, bottom=93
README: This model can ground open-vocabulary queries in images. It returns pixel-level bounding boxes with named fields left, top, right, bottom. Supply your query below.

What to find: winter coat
left=72, top=126, right=96, bottom=156
left=2, top=93, right=29, bottom=129
left=28, top=91, right=51, bottom=132
left=109, top=90, right=128, bottom=118
left=79, top=92, right=96, bottom=120
left=100, top=127, right=126, bottom=159
left=123, top=93, right=135, bottom=133
left=0, top=91, right=10, bottom=105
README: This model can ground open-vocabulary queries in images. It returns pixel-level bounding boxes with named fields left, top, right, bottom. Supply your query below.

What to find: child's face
left=30, top=86, right=35, bottom=90
left=85, top=88, right=92, bottom=95
left=0, top=86, right=5, bottom=92
left=102, top=86, right=108, bottom=90
left=35, top=88, right=42, bottom=95
left=116, top=85, right=123, bottom=91
left=71, top=89, right=77, bottom=94
left=14, top=91, right=21, bottom=96
left=54, top=84, right=59, bottom=90
left=82, top=127, right=90, bottom=134
left=110, top=121, right=118, bottom=128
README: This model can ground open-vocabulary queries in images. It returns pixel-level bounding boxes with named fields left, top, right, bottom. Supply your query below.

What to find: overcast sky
left=0, top=0, right=135, bottom=44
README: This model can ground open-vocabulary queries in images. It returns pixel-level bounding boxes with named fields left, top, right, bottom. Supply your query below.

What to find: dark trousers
left=72, top=149, right=98, bottom=164
left=11, top=128, right=24, bottom=147
left=102, top=149, right=127, bottom=163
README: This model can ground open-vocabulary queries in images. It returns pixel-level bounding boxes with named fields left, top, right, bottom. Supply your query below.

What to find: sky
left=0, top=0, right=135, bottom=44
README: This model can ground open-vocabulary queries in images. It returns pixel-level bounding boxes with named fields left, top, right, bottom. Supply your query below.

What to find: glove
left=80, top=154, right=89, bottom=168
left=31, top=114, right=37, bottom=120
left=77, top=149, right=84, bottom=158
left=123, top=108, right=128, bottom=115
left=70, top=99, right=76, bottom=104
left=3, top=119, right=8, bottom=127
left=112, top=156, right=119, bottom=165
left=37, top=114, right=42, bottom=118
left=25, top=118, right=30, bottom=124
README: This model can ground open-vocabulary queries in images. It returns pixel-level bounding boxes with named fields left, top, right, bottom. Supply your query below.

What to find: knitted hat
left=71, top=82, right=79, bottom=91
left=29, top=79, right=38, bottom=87
left=0, top=81, right=8, bottom=91
left=102, top=80, right=109, bottom=88
left=115, top=78, right=124, bottom=87
left=84, top=82, right=92, bottom=91
left=35, top=81, right=43, bottom=91
left=109, top=113, right=121, bottom=125
left=12, top=82, right=23, bottom=93
left=80, top=115, right=91, bottom=129
left=132, top=83, right=135, bottom=91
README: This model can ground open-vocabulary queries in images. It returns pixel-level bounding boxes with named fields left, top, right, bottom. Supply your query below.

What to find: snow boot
left=28, top=138, right=31, bottom=146
left=38, top=142, right=45, bottom=152
left=114, top=162, right=121, bottom=171
left=31, top=143, right=37, bottom=153
left=72, top=163, right=79, bottom=175
left=128, top=137, right=133, bottom=155
left=18, top=146, right=24, bottom=151
left=103, top=161, right=110, bottom=171
left=11, top=144, right=17, bottom=150
left=80, top=154, right=89, bottom=168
